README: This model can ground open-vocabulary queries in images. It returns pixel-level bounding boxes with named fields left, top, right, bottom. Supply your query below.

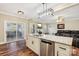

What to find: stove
left=55, top=30, right=79, bottom=48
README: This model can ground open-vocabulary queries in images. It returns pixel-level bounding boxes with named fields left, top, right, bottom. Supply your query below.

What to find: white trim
left=0, top=42, right=6, bottom=44
left=55, top=3, right=78, bottom=12
left=4, top=21, right=7, bottom=43
left=0, top=39, right=25, bottom=44
left=0, top=11, right=28, bottom=19
left=4, top=20, right=17, bottom=43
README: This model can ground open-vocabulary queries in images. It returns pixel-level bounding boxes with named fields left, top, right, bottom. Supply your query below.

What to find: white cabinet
left=32, top=37, right=40, bottom=55
left=55, top=42, right=72, bottom=56
left=26, top=36, right=40, bottom=55
left=26, top=36, right=33, bottom=49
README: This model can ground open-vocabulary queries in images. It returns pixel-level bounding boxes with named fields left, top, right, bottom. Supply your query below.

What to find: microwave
left=57, top=24, right=65, bottom=29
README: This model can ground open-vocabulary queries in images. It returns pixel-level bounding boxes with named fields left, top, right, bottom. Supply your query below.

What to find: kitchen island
left=26, top=34, right=73, bottom=56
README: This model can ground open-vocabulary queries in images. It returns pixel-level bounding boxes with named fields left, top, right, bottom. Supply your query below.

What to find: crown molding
left=55, top=3, right=79, bottom=12
left=0, top=10, right=29, bottom=20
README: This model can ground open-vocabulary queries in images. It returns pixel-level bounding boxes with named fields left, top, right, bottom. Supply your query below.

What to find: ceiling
left=0, top=3, right=79, bottom=23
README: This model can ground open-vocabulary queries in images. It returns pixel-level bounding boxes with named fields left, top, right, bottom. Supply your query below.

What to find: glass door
left=5, top=21, right=26, bottom=43
left=6, top=23, right=16, bottom=42
left=17, top=24, right=24, bottom=40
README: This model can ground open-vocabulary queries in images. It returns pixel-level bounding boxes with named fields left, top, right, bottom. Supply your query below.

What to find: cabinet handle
left=57, top=51, right=59, bottom=56
left=32, top=41, right=34, bottom=44
left=59, top=47, right=66, bottom=50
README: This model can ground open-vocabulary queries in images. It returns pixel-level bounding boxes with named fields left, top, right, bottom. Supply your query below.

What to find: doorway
left=4, top=21, right=26, bottom=43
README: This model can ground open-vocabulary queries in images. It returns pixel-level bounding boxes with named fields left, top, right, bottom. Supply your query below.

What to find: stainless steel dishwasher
left=40, top=39, right=55, bottom=56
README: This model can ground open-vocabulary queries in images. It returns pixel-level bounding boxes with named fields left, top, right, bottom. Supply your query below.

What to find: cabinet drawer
left=56, top=43, right=72, bottom=50
left=55, top=43, right=72, bottom=56
left=57, top=51, right=69, bottom=56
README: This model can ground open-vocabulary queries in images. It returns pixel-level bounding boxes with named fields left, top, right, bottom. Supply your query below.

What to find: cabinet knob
left=32, top=41, right=34, bottom=44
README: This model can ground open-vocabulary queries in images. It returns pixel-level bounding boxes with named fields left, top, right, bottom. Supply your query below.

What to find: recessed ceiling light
left=17, top=11, right=24, bottom=15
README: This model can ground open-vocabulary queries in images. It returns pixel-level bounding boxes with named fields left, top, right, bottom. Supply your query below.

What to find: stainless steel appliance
left=55, top=30, right=79, bottom=56
left=72, top=37, right=79, bottom=56
left=72, top=37, right=79, bottom=48
left=40, top=39, right=55, bottom=56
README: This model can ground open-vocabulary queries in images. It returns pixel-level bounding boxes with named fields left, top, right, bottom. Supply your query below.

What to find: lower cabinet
left=26, top=36, right=73, bottom=56
left=55, top=42, right=72, bottom=56
left=26, top=36, right=40, bottom=55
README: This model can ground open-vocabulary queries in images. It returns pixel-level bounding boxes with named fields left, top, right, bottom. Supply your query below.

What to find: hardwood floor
left=0, top=40, right=37, bottom=56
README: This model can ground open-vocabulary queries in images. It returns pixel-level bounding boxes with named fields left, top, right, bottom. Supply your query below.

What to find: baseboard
left=0, top=42, right=6, bottom=44
left=0, top=39, right=25, bottom=45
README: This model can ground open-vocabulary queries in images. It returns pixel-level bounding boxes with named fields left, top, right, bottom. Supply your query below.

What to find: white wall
left=46, top=19, right=79, bottom=34
left=0, top=14, right=28, bottom=44
left=65, top=19, right=79, bottom=30
left=47, top=23, right=57, bottom=34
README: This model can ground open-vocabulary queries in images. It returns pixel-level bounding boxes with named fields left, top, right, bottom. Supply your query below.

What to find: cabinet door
left=32, top=37, right=40, bottom=55
left=26, top=36, right=40, bottom=55
left=26, top=36, right=29, bottom=47
left=26, top=36, right=33, bottom=49
left=26, top=37, right=29, bottom=47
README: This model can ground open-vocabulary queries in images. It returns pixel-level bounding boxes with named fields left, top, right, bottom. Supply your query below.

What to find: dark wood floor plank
left=0, top=40, right=37, bottom=56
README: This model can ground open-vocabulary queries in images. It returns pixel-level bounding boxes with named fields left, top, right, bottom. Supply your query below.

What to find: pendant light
left=38, top=3, right=54, bottom=18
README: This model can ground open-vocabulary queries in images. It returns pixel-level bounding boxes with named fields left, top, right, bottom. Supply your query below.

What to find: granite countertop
left=29, top=34, right=73, bottom=46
